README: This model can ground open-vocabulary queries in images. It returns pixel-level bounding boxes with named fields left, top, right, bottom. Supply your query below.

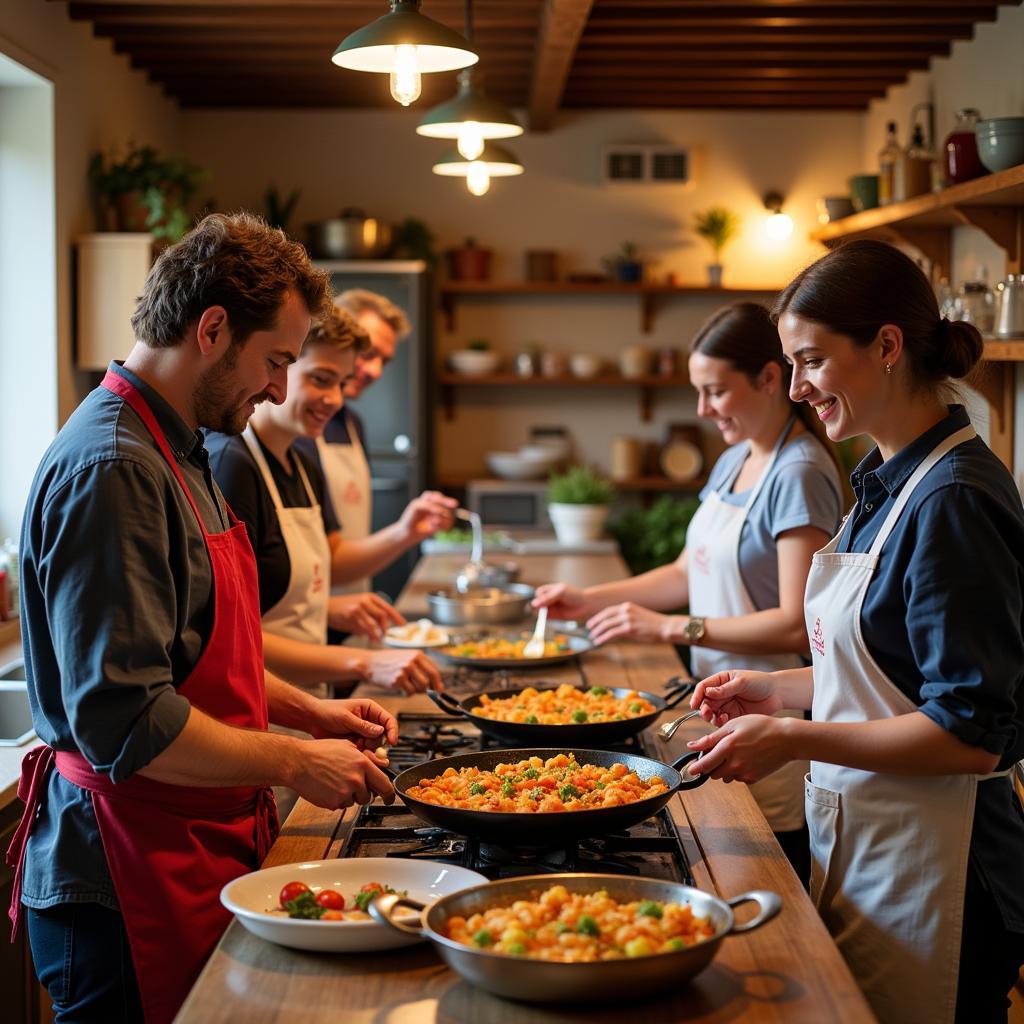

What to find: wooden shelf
left=436, top=475, right=707, bottom=494
left=437, top=373, right=692, bottom=422
left=439, top=281, right=785, bottom=333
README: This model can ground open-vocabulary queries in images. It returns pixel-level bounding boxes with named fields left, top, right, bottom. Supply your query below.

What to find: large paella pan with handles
left=431, top=625, right=595, bottom=669
left=384, top=746, right=708, bottom=846
left=428, top=677, right=695, bottom=747
left=369, top=873, right=781, bottom=1004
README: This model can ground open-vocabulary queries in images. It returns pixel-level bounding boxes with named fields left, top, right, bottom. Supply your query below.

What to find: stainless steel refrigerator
left=315, top=260, right=432, bottom=600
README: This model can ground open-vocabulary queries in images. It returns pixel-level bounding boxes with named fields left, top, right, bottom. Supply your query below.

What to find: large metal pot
left=305, top=207, right=393, bottom=259
left=427, top=584, right=534, bottom=626
left=370, top=873, right=781, bottom=1004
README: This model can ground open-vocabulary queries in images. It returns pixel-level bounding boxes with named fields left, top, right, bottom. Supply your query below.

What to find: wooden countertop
left=178, top=552, right=874, bottom=1023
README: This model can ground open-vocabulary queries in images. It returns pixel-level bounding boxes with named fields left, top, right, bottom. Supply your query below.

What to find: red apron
left=6, top=371, right=278, bottom=1024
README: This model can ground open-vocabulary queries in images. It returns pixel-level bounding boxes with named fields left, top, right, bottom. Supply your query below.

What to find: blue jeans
left=27, top=903, right=143, bottom=1023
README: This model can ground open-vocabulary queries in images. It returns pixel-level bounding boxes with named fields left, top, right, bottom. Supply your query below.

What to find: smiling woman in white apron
left=687, top=241, right=1024, bottom=1024
left=534, top=303, right=843, bottom=881
left=208, top=309, right=454, bottom=696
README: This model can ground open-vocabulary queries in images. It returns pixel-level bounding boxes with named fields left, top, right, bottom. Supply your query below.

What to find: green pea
left=472, top=929, right=493, bottom=947
left=588, top=686, right=609, bottom=697
left=575, top=915, right=600, bottom=937
left=506, top=942, right=526, bottom=956
left=629, top=702, right=643, bottom=713
left=525, top=714, right=538, bottom=724
left=637, top=900, right=663, bottom=919
left=571, top=709, right=588, bottom=723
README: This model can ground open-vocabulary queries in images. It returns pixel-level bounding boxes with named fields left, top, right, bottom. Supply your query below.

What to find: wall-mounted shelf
left=436, top=474, right=707, bottom=494
left=438, top=281, right=785, bottom=333
left=437, top=372, right=692, bottom=422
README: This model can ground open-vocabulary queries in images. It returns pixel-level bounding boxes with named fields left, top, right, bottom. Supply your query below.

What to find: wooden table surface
left=177, top=553, right=874, bottom=1023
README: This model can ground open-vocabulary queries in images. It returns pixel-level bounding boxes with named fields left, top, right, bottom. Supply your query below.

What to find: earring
left=884, top=363, right=892, bottom=375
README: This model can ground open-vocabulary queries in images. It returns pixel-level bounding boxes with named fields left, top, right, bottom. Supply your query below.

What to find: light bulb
left=765, top=211, right=794, bottom=241
left=389, top=44, right=421, bottom=106
left=466, top=161, right=490, bottom=196
left=456, top=121, right=485, bottom=161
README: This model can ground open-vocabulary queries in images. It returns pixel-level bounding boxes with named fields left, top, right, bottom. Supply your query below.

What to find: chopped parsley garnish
left=469, top=782, right=487, bottom=796
left=559, top=784, right=581, bottom=801
left=575, top=915, right=600, bottom=937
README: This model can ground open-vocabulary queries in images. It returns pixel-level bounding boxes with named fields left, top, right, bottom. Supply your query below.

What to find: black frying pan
left=386, top=747, right=707, bottom=846
left=428, top=677, right=695, bottom=748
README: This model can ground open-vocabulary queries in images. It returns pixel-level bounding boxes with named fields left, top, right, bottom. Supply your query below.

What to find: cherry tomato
left=359, top=882, right=384, bottom=896
left=315, top=890, right=346, bottom=912
left=279, top=881, right=311, bottom=908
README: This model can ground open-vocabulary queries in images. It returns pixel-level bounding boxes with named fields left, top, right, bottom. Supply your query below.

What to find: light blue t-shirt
left=698, top=431, right=843, bottom=611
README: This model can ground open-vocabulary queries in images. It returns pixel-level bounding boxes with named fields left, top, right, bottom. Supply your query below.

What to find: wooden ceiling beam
left=576, top=44, right=952, bottom=60
left=526, top=0, right=594, bottom=132
left=580, top=28, right=975, bottom=44
left=567, top=79, right=894, bottom=92
left=563, top=94, right=873, bottom=108
left=569, top=64, right=914, bottom=78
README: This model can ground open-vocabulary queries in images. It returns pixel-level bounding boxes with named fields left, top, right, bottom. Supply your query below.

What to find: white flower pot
left=548, top=503, right=610, bottom=544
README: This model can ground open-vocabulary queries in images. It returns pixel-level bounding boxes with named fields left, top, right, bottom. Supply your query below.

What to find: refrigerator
left=315, top=260, right=432, bottom=600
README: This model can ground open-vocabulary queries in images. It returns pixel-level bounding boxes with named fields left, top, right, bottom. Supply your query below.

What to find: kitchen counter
left=178, top=552, right=873, bottom=1022
left=0, top=621, right=31, bottom=810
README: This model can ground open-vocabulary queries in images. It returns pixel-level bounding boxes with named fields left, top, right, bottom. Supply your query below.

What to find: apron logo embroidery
left=693, top=545, right=711, bottom=575
left=311, top=563, right=324, bottom=595
left=811, top=617, right=825, bottom=657
left=343, top=480, right=362, bottom=505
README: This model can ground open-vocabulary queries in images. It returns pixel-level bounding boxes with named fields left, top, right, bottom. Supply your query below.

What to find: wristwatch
left=683, top=616, right=706, bottom=645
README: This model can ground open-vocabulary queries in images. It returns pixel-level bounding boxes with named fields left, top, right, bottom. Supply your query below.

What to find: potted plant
left=602, top=241, right=643, bottom=283
left=693, top=207, right=739, bottom=286
left=393, top=217, right=437, bottom=265
left=88, top=144, right=207, bottom=242
left=547, top=466, right=616, bottom=544
left=264, top=183, right=302, bottom=235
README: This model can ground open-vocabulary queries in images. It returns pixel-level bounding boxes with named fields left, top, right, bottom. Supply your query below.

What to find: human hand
left=531, top=583, right=596, bottom=621
left=327, top=592, right=404, bottom=641
left=308, top=697, right=400, bottom=749
left=689, top=670, right=783, bottom=726
left=397, top=491, right=458, bottom=542
left=585, top=602, right=673, bottom=645
left=364, top=648, right=444, bottom=694
left=685, top=715, right=793, bottom=784
left=288, top=738, right=395, bottom=809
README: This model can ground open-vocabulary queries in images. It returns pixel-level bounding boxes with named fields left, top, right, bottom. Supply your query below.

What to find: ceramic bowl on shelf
left=486, top=449, right=559, bottom=480
left=817, top=196, right=856, bottom=223
left=660, top=440, right=703, bottom=482
left=448, top=350, right=500, bottom=376
left=570, top=354, right=603, bottom=378
left=976, top=118, right=1024, bottom=173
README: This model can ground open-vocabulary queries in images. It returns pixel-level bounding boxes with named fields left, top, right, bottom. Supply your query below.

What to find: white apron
left=316, top=411, right=371, bottom=595
left=803, top=423, right=1011, bottom=1024
left=243, top=426, right=330, bottom=647
left=687, top=418, right=809, bottom=833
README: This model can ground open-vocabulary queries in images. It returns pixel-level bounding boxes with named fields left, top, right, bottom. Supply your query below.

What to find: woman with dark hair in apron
left=688, top=240, right=1024, bottom=1024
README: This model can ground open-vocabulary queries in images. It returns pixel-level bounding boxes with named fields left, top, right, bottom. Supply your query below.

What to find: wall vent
left=603, top=145, right=690, bottom=185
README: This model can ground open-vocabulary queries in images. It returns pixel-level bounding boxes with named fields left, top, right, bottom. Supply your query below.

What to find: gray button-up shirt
left=20, top=362, right=231, bottom=910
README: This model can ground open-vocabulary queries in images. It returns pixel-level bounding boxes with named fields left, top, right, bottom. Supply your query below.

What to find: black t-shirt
left=207, top=430, right=340, bottom=615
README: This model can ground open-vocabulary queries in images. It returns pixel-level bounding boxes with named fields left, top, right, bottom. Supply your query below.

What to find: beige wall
left=0, top=0, right=180, bottom=421
left=183, top=106, right=862, bottom=477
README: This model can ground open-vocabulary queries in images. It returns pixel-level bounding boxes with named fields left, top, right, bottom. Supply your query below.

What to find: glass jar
left=944, top=108, right=986, bottom=185
left=954, top=278, right=995, bottom=334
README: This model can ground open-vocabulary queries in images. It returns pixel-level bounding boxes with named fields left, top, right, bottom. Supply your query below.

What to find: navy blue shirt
left=19, top=363, right=229, bottom=911
left=839, top=405, right=1024, bottom=931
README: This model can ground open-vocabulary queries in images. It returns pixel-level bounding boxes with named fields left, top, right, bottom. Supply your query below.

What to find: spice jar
left=944, top=108, right=987, bottom=185
left=610, top=437, right=643, bottom=481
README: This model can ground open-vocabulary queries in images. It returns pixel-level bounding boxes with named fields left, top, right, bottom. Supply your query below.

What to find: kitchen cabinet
left=811, top=163, right=1024, bottom=469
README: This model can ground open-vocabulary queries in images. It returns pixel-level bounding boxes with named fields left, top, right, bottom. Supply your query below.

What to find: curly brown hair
left=130, top=211, right=332, bottom=348
left=335, top=288, right=411, bottom=339
left=302, top=307, right=372, bottom=357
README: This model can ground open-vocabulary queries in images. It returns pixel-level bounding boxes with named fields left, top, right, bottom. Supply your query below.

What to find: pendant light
left=332, top=0, right=479, bottom=108
left=417, top=1, right=522, bottom=159
left=432, top=142, right=524, bottom=197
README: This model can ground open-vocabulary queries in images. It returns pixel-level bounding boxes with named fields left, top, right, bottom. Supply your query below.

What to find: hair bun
left=933, top=318, right=983, bottom=380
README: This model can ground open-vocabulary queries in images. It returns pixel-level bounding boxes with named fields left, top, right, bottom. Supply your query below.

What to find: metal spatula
left=523, top=606, right=548, bottom=658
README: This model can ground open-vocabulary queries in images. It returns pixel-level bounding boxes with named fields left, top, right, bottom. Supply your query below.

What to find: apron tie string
left=255, top=786, right=280, bottom=864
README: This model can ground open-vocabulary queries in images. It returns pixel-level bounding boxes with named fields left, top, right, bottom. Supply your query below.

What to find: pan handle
left=367, top=892, right=429, bottom=937
left=663, top=680, right=696, bottom=709
left=670, top=751, right=710, bottom=791
left=724, top=890, right=782, bottom=934
left=428, top=689, right=466, bottom=718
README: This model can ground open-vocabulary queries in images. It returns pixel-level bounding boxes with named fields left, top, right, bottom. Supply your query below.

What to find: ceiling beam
left=526, top=0, right=594, bottom=132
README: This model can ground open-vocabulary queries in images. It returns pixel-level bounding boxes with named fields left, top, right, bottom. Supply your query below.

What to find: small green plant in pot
left=602, top=241, right=643, bottom=283
left=547, top=466, right=616, bottom=545
left=693, top=207, right=739, bottom=286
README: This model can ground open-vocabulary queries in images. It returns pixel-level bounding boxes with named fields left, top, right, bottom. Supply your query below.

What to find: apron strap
left=242, top=426, right=287, bottom=510
left=721, top=414, right=797, bottom=514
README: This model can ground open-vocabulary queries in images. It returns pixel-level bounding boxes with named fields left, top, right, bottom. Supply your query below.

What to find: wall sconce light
left=763, top=191, right=794, bottom=241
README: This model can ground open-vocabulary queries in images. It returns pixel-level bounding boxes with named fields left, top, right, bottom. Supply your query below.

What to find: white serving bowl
left=220, top=858, right=487, bottom=953
left=570, top=353, right=603, bottom=378
left=486, top=450, right=559, bottom=480
left=448, top=350, right=500, bottom=376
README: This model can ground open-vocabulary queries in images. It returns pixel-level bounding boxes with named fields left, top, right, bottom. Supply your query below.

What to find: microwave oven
left=465, top=479, right=551, bottom=530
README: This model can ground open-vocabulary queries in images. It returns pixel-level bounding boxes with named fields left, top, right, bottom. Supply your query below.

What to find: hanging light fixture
left=332, top=0, right=479, bottom=108
left=432, top=142, right=523, bottom=197
left=417, top=1, right=522, bottom=159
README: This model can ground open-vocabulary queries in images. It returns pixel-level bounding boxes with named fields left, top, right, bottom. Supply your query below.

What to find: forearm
left=139, top=705, right=301, bottom=788
left=261, top=630, right=367, bottom=688
left=330, top=523, right=410, bottom=584
left=787, top=709, right=1001, bottom=775
left=673, top=608, right=808, bottom=657
left=587, top=563, right=688, bottom=611
left=264, top=670, right=322, bottom=732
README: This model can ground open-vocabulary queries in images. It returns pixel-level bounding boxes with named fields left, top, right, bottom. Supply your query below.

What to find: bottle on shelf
left=943, top=108, right=987, bottom=186
left=878, top=121, right=902, bottom=205
left=894, top=124, right=933, bottom=202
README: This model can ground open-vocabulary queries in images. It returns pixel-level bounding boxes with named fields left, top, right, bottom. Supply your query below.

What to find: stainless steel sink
left=0, top=659, right=35, bottom=746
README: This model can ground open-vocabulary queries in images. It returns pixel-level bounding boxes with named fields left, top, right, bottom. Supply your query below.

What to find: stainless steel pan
left=370, top=873, right=780, bottom=1004
left=428, top=677, right=694, bottom=747
left=432, top=627, right=595, bottom=669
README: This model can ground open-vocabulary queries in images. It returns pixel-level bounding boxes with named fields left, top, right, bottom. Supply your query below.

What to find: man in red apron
left=7, top=213, right=396, bottom=1024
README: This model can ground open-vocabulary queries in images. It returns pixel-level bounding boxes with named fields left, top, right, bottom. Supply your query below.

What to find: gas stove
left=335, top=710, right=694, bottom=885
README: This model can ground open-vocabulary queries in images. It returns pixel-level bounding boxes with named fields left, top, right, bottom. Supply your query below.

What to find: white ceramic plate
left=383, top=620, right=451, bottom=649
left=660, top=440, right=703, bottom=482
left=221, top=858, right=487, bottom=953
